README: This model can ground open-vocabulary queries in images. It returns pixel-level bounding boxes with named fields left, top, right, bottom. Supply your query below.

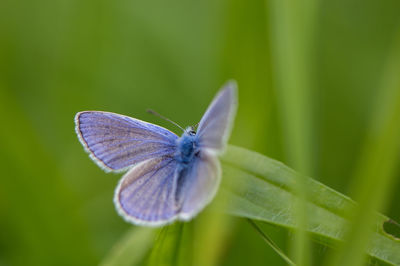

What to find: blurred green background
left=1, top=0, right=400, bottom=265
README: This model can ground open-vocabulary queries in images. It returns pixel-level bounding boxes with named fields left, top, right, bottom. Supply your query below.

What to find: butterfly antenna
left=146, top=109, right=185, bottom=132
left=191, top=121, right=200, bottom=129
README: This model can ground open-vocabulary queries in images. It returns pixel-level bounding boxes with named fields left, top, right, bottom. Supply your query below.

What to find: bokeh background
left=1, top=0, right=400, bottom=265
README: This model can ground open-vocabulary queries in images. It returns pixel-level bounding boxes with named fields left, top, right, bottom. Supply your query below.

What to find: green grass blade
left=100, top=227, right=156, bottom=266
left=100, top=144, right=399, bottom=265
left=248, top=219, right=296, bottom=266
left=220, top=145, right=400, bottom=265
left=326, top=30, right=400, bottom=266
left=268, top=0, right=319, bottom=263
left=191, top=199, right=235, bottom=266
left=146, top=223, right=186, bottom=266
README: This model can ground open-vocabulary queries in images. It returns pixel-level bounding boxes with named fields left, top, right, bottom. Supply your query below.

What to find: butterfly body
left=175, top=129, right=199, bottom=165
left=75, top=81, right=237, bottom=226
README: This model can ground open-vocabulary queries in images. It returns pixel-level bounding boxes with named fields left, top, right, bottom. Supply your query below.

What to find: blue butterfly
left=74, top=81, right=237, bottom=226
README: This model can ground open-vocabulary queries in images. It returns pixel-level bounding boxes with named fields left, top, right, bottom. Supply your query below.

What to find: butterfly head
left=186, top=126, right=196, bottom=136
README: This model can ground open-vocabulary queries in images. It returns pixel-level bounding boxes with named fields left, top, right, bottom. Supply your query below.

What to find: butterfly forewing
left=114, top=156, right=179, bottom=225
left=75, top=111, right=178, bottom=172
left=197, top=81, right=237, bottom=152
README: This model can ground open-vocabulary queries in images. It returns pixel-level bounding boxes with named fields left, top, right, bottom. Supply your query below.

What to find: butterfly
left=74, top=81, right=237, bottom=226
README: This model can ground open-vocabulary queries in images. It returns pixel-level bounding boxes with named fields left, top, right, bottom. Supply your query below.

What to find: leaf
left=220, top=145, right=400, bottom=265
left=100, top=144, right=400, bottom=266
left=100, top=227, right=155, bottom=266
left=325, top=30, right=400, bottom=266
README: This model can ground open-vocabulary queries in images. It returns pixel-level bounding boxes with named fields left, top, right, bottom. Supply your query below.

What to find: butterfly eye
left=189, top=130, right=196, bottom=136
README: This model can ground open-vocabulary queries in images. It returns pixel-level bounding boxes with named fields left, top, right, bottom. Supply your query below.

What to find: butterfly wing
left=175, top=151, right=221, bottom=220
left=196, top=81, right=237, bottom=153
left=75, top=111, right=178, bottom=172
left=174, top=81, right=237, bottom=219
left=114, top=156, right=179, bottom=225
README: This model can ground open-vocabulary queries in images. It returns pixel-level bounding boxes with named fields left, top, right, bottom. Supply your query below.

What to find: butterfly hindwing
left=176, top=150, right=221, bottom=220
left=114, top=156, right=179, bottom=225
left=75, top=111, right=178, bottom=172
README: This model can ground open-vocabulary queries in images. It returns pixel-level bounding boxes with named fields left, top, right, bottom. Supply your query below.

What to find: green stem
left=248, top=219, right=297, bottom=266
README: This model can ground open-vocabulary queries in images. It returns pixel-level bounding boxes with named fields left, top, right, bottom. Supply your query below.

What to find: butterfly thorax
left=175, top=129, right=199, bottom=165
